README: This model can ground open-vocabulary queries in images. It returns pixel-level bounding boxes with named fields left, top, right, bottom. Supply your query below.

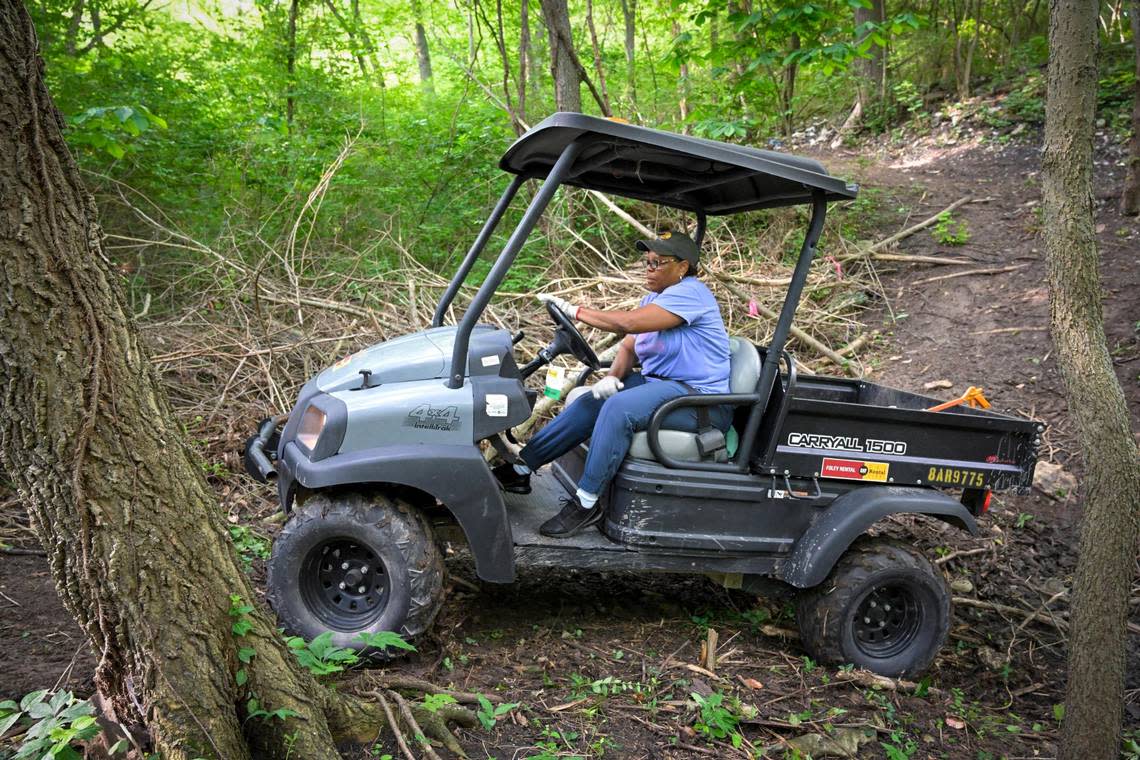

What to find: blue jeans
left=519, top=373, right=733, bottom=495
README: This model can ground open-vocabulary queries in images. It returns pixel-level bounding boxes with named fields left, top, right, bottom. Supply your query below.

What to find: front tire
left=795, top=537, right=950, bottom=677
left=267, top=491, right=445, bottom=655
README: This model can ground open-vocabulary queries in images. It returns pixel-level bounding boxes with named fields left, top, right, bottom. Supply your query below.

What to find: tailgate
left=765, top=378, right=1043, bottom=494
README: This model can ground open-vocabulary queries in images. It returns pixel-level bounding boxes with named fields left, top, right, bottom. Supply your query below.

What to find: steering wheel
left=544, top=300, right=600, bottom=371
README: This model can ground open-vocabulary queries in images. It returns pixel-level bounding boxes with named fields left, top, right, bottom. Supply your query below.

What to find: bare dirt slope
left=2, top=125, right=1137, bottom=759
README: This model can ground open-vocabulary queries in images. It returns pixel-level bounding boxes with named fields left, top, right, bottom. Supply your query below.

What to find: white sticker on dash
left=485, top=394, right=509, bottom=417
left=481, top=355, right=500, bottom=368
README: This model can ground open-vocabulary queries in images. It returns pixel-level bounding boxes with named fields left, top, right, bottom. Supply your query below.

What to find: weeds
left=931, top=211, right=970, bottom=245
left=475, top=695, right=518, bottom=730
left=0, top=691, right=108, bottom=760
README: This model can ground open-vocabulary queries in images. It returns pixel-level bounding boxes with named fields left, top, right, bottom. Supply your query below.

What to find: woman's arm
left=607, top=335, right=637, bottom=379
left=577, top=303, right=682, bottom=334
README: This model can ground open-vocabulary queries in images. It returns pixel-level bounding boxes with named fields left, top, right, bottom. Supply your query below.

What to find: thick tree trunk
left=0, top=4, right=385, bottom=757
left=411, top=0, right=434, bottom=95
left=1042, top=3, right=1140, bottom=759
left=539, top=0, right=581, bottom=111
left=1120, top=0, right=1140, bottom=214
left=854, top=0, right=885, bottom=112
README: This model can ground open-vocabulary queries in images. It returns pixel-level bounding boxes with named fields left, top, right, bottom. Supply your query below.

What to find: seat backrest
left=728, top=336, right=761, bottom=394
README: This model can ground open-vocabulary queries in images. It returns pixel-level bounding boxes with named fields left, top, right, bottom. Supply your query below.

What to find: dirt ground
left=2, top=117, right=1138, bottom=759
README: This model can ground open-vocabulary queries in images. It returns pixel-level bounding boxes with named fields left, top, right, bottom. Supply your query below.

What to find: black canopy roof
left=499, top=113, right=857, bottom=215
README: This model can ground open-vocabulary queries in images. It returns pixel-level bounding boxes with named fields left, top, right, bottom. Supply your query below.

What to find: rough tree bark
left=1042, top=2, right=1140, bottom=759
left=0, top=3, right=398, bottom=757
left=411, top=0, right=434, bottom=95
left=1120, top=0, right=1140, bottom=214
left=539, top=0, right=582, bottom=111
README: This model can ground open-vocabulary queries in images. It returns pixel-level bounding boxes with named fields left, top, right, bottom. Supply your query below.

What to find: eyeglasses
left=644, top=256, right=679, bottom=272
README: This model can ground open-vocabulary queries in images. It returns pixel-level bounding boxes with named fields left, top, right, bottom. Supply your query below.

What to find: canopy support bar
left=448, top=140, right=584, bottom=389
left=433, top=174, right=526, bottom=328
left=735, top=191, right=828, bottom=469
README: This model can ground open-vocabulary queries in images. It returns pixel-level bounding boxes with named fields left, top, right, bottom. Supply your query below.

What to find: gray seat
left=564, top=337, right=761, bottom=463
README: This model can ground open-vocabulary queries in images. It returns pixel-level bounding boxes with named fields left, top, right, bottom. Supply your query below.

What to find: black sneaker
left=539, top=495, right=605, bottom=538
left=492, top=462, right=531, bottom=494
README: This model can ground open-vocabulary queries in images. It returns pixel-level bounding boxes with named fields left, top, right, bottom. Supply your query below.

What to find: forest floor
left=2, top=110, right=1139, bottom=759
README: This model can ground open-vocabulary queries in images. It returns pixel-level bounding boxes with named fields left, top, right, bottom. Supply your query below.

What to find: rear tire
left=267, top=491, right=444, bottom=656
left=795, top=537, right=950, bottom=677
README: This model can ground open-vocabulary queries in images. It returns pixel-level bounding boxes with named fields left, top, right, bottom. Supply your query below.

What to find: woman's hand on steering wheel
left=537, top=293, right=579, bottom=320
left=538, top=294, right=599, bottom=370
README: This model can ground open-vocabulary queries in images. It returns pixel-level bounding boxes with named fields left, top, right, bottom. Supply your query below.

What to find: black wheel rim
left=852, top=583, right=923, bottom=659
left=299, top=539, right=390, bottom=631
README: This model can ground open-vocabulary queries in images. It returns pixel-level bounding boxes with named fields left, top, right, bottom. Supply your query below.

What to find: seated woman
left=494, top=231, right=733, bottom=538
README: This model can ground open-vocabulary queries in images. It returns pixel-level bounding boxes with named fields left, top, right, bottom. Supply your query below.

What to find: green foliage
left=931, top=211, right=970, bottom=246
left=284, top=631, right=360, bottom=675
left=245, top=697, right=300, bottom=723
left=475, top=695, right=518, bottom=730
left=68, top=104, right=167, bottom=159
left=420, top=694, right=458, bottom=714
left=0, top=691, right=102, bottom=760
left=691, top=691, right=743, bottom=747
left=356, top=630, right=417, bottom=653
left=228, top=525, right=271, bottom=572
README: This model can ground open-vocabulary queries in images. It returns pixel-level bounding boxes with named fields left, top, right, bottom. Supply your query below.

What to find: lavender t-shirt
left=634, top=277, right=730, bottom=394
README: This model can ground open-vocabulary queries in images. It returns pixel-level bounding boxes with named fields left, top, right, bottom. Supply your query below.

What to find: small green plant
left=880, top=731, right=918, bottom=759
left=421, top=694, right=458, bottom=714
left=932, top=211, right=970, bottom=245
left=356, top=630, right=417, bottom=653
left=475, top=695, right=518, bottom=730
left=0, top=691, right=103, bottom=760
left=245, top=697, right=300, bottom=723
left=1015, top=512, right=1034, bottom=529
left=691, top=692, right=742, bottom=747
left=284, top=632, right=360, bottom=675
left=228, top=525, right=271, bottom=571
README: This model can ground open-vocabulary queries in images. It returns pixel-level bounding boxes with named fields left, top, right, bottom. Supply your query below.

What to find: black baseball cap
left=635, top=231, right=700, bottom=268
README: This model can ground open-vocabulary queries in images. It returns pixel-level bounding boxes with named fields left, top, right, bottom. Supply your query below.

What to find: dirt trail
left=2, top=128, right=1138, bottom=759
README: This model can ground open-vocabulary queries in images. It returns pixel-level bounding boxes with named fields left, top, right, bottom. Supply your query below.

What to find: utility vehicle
left=244, top=113, right=1042, bottom=677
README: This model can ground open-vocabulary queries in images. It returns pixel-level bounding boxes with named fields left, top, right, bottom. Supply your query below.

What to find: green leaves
left=285, top=631, right=361, bottom=676
left=475, top=695, right=519, bottom=731
left=2, top=690, right=101, bottom=760
left=67, top=104, right=167, bottom=159
left=356, top=630, right=416, bottom=652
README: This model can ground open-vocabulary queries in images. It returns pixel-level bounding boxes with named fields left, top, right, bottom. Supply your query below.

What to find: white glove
left=538, top=293, right=580, bottom=320
left=591, top=375, right=624, bottom=400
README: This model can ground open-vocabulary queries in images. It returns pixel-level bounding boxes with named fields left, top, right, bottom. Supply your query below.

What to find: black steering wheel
left=544, top=300, right=600, bottom=371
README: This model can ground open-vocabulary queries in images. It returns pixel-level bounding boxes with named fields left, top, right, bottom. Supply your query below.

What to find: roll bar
left=447, top=140, right=585, bottom=388
left=433, top=174, right=526, bottom=328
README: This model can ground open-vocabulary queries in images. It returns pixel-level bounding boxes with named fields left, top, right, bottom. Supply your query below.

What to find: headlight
left=296, top=406, right=327, bottom=451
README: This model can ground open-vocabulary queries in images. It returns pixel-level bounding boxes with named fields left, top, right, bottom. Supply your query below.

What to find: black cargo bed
left=757, top=373, right=1042, bottom=493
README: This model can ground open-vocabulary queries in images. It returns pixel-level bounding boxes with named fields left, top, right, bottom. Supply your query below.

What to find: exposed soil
left=2, top=118, right=1138, bottom=758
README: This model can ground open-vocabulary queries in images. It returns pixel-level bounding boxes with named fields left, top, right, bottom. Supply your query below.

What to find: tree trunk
left=1120, top=0, right=1140, bottom=214
left=286, top=0, right=299, bottom=126
left=585, top=0, right=611, bottom=115
left=0, top=4, right=390, bottom=757
left=411, top=0, right=434, bottom=96
left=519, top=0, right=530, bottom=124
left=619, top=0, right=636, bottom=104
left=854, top=0, right=885, bottom=112
left=782, top=33, right=800, bottom=137
left=539, top=0, right=581, bottom=111
left=1043, top=3, right=1140, bottom=759
left=673, top=19, right=688, bottom=127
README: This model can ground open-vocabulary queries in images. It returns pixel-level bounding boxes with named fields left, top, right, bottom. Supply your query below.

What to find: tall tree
left=412, top=0, right=434, bottom=95
left=1121, top=0, right=1140, bottom=215
left=539, top=0, right=581, bottom=111
left=1042, top=2, right=1140, bottom=759
left=853, top=0, right=886, bottom=111
left=585, top=0, right=611, bottom=114
left=0, top=3, right=461, bottom=756
left=286, top=0, right=300, bottom=125
left=619, top=0, right=636, bottom=103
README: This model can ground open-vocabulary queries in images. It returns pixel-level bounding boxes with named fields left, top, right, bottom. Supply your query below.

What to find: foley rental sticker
left=821, top=457, right=890, bottom=482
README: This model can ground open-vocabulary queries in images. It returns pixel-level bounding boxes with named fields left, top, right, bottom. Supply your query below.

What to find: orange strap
left=926, top=386, right=991, bottom=412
